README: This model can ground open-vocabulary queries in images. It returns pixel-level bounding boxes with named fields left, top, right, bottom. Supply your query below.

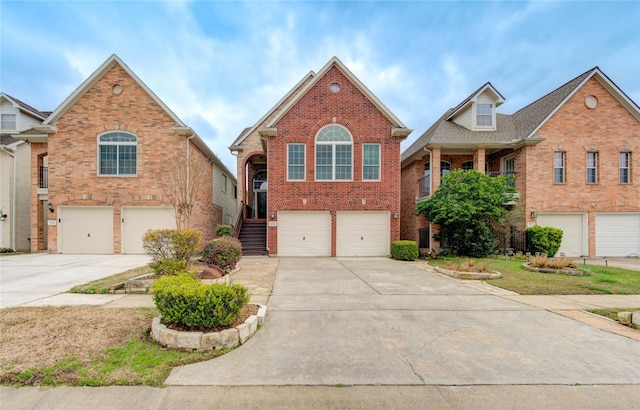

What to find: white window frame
left=501, top=154, right=515, bottom=175
left=0, top=113, right=17, bottom=131
left=586, top=152, right=598, bottom=184
left=475, top=103, right=493, bottom=128
left=362, top=143, right=381, bottom=181
left=553, top=151, right=565, bottom=184
left=97, top=131, right=138, bottom=176
left=461, top=160, right=474, bottom=171
left=287, top=143, right=306, bottom=181
left=620, top=152, right=631, bottom=184
left=222, top=174, right=228, bottom=192
left=315, top=125, right=353, bottom=181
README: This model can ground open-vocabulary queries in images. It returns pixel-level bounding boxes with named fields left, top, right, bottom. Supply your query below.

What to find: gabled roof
left=402, top=66, right=640, bottom=164
left=0, top=93, right=47, bottom=120
left=229, top=72, right=315, bottom=150
left=445, top=82, right=505, bottom=121
left=264, top=56, right=411, bottom=134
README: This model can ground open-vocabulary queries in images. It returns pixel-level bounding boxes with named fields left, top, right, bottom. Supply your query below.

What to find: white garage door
left=277, top=211, right=331, bottom=256
left=536, top=213, right=586, bottom=257
left=336, top=211, right=390, bottom=256
left=596, top=213, right=640, bottom=257
left=59, top=207, right=113, bottom=254
left=122, top=207, right=176, bottom=254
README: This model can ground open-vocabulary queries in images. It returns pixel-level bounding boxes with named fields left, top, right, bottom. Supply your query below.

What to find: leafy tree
left=415, top=169, right=514, bottom=257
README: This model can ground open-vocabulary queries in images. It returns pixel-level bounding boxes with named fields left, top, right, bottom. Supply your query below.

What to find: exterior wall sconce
left=270, top=211, right=275, bottom=219
left=48, top=203, right=54, bottom=213
left=530, top=211, right=537, bottom=219
left=0, top=213, right=7, bottom=222
left=393, top=212, right=398, bottom=219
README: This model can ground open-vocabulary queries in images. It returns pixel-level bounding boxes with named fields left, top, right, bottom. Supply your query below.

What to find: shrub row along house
left=401, top=67, right=640, bottom=257
left=9, top=55, right=237, bottom=254
left=2, top=56, right=638, bottom=257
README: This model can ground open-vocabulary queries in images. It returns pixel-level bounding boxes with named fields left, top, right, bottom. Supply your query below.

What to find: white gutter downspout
left=1, top=146, right=17, bottom=250
left=423, top=147, right=433, bottom=251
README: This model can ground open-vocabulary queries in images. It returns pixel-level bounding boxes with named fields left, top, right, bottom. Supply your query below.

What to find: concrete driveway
left=0, top=253, right=150, bottom=308
left=167, top=257, right=640, bottom=386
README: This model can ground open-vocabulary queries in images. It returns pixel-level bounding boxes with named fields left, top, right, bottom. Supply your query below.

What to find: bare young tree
left=160, top=154, right=208, bottom=229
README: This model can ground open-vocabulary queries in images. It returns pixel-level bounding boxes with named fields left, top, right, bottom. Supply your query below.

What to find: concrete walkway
left=166, top=257, right=640, bottom=386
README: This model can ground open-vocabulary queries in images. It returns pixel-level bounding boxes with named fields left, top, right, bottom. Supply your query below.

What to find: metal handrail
left=233, top=201, right=244, bottom=238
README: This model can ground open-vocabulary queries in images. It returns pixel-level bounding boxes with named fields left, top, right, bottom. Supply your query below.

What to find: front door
left=257, top=191, right=267, bottom=219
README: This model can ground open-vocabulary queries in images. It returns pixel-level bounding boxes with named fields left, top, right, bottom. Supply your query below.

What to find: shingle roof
left=0, top=93, right=48, bottom=120
left=401, top=67, right=600, bottom=163
left=1, top=133, right=20, bottom=146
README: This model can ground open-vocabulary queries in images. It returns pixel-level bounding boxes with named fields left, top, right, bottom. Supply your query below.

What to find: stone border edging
left=434, top=266, right=502, bottom=280
left=521, top=262, right=584, bottom=276
left=151, top=304, right=267, bottom=351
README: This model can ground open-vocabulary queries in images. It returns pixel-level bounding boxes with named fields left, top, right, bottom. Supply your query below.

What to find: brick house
left=1, top=93, right=49, bottom=251
left=230, top=57, right=412, bottom=256
left=401, top=67, right=640, bottom=257
left=17, top=54, right=237, bottom=254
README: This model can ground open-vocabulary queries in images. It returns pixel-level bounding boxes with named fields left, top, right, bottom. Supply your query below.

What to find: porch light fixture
left=393, top=212, right=398, bottom=219
left=270, top=211, right=275, bottom=219
left=530, top=211, right=537, bottom=219
left=48, top=203, right=54, bottom=213
left=0, top=213, right=6, bottom=222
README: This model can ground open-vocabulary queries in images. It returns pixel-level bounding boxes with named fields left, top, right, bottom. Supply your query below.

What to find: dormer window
left=476, top=103, right=493, bottom=127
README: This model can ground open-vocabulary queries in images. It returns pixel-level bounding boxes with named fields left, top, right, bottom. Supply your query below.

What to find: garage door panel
left=596, top=213, right=640, bottom=257
left=122, top=207, right=176, bottom=254
left=536, top=213, right=585, bottom=257
left=59, top=207, right=113, bottom=254
left=337, top=211, right=389, bottom=257
left=278, top=211, right=331, bottom=256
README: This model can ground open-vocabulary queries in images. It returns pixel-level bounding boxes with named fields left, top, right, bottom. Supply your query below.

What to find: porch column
left=474, top=147, right=486, bottom=173
left=431, top=148, right=441, bottom=192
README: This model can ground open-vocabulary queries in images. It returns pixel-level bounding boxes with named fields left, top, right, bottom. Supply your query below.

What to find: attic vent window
left=584, top=95, right=597, bottom=109
left=476, top=103, right=493, bottom=126
left=330, top=83, right=341, bottom=93
left=113, top=84, right=123, bottom=95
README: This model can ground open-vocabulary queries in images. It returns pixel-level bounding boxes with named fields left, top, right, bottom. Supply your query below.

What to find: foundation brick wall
left=38, top=63, right=220, bottom=253
left=267, top=66, right=403, bottom=255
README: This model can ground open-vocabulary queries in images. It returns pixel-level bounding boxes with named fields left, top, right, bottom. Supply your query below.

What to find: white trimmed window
left=0, top=114, right=16, bottom=131
left=98, top=131, right=137, bottom=175
left=476, top=103, right=493, bottom=127
left=441, top=160, right=452, bottom=177
left=287, top=143, right=305, bottom=180
left=223, top=174, right=228, bottom=192
left=553, top=151, right=565, bottom=183
left=587, top=152, right=598, bottom=184
left=363, top=144, right=380, bottom=180
left=315, top=125, right=352, bottom=181
left=462, top=160, right=474, bottom=171
left=620, top=152, right=631, bottom=184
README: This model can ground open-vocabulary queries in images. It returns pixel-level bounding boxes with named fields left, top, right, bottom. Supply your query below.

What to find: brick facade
left=30, top=62, right=222, bottom=253
left=266, top=66, right=404, bottom=256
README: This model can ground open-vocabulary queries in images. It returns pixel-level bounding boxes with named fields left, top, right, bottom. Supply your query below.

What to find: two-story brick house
left=18, top=54, right=237, bottom=254
left=401, top=67, right=640, bottom=257
left=231, top=57, right=412, bottom=256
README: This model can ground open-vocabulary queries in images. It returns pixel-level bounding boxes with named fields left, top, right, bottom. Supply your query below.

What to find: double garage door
left=536, top=212, right=640, bottom=257
left=277, top=211, right=390, bottom=257
left=58, top=206, right=175, bottom=254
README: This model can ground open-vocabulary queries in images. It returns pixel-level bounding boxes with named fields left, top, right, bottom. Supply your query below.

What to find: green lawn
left=71, top=265, right=153, bottom=294
left=428, top=256, right=640, bottom=295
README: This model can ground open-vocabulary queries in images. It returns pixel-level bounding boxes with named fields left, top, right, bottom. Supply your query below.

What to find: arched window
left=462, top=160, right=474, bottom=171
left=315, top=125, right=352, bottom=180
left=252, top=170, right=267, bottom=190
left=98, top=131, right=137, bottom=175
left=441, top=161, right=451, bottom=177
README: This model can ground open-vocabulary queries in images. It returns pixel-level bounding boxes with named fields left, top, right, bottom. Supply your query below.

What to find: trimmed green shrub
left=142, top=229, right=202, bottom=275
left=216, top=224, right=234, bottom=237
left=202, top=237, right=242, bottom=273
left=152, top=274, right=250, bottom=329
left=391, top=240, right=419, bottom=261
left=526, top=226, right=563, bottom=257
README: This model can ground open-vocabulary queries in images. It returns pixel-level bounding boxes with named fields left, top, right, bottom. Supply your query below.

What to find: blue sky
left=2, top=1, right=639, bottom=174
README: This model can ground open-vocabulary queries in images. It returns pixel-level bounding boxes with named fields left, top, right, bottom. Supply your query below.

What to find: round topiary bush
left=202, top=237, right=242, bottom=273
left=391, top=240, right=419, bottom=261
left=216, top=224, right=234, bottom=237
left=152, top=274, right=250, bottom=329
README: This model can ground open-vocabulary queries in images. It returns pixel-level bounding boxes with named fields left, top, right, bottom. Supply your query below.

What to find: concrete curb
left=434, top=266, right=502, bottom=280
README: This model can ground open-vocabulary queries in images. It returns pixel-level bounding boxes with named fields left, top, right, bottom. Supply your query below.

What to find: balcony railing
left=486, top=171, right=517, bottom=188
left=417, top=176, right=430, bottom=198
left=38, top=166, right=48, bottom=189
